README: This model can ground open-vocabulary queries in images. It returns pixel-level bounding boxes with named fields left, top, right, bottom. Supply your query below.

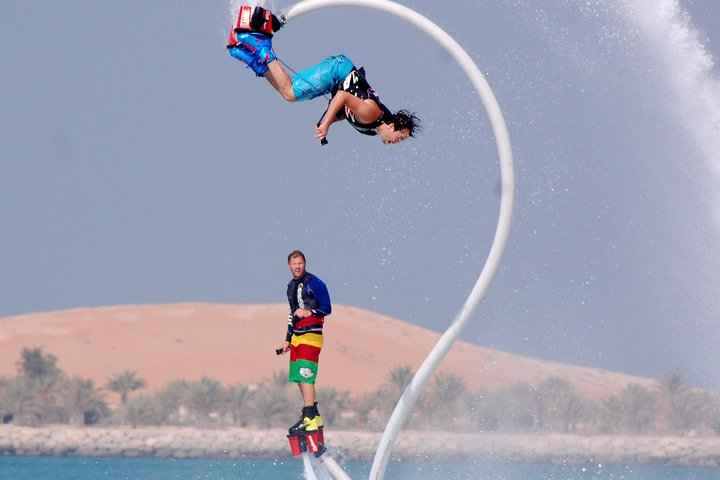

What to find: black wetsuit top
left=285, top=272, right=331, bottom=342
left=331, top=67, right=393, bottom=136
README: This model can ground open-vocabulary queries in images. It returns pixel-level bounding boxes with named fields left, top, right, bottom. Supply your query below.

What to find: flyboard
left=228, top=1, right=514, bottom=479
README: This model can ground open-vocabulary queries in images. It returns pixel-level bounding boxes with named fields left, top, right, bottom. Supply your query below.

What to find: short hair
left=287, top=250, right=306, bottom=263
left=390, top=110, right=422, bottom=137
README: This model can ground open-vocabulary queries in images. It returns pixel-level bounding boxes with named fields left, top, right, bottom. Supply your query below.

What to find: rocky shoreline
left=1, top=426, right=720, bottom=467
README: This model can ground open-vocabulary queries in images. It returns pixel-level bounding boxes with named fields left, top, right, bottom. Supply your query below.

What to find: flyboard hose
left=280, top=1, right=515, bottom=479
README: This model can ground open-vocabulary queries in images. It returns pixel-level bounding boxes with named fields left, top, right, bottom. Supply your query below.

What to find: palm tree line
left=2, top=347, right=719, bottom=436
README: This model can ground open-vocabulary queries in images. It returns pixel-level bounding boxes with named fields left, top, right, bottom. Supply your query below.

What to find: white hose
left=282, top=2, right=514, bottom=479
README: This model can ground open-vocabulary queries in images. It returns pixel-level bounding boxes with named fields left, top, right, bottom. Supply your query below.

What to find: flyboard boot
left=314, top=401, right=325, bottom=445
left=227, top=5, right=284, bottom=76
left=287, top=405, right=325, bottom=457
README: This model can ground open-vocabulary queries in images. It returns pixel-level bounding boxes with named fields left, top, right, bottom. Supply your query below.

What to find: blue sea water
left=0, top=457, right=717, bottom=480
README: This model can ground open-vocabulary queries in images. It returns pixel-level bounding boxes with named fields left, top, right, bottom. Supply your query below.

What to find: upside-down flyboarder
left=227, top=5, right=421, bottom=145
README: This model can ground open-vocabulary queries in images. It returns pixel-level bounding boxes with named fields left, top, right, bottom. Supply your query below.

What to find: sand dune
left=0, top=303, right=656, bottom=401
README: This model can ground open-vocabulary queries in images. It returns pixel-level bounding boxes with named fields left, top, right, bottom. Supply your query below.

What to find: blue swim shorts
left=291, top=54, right=355, bottom=102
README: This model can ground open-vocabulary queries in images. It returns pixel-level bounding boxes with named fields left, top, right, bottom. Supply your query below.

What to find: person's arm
left=279, top=307, right=293, bottom=353
left=315, top=91, right=381, bottom=141
left=315, top=115, right=343, bottom=142
left=306, top=277, right=332, bottom=317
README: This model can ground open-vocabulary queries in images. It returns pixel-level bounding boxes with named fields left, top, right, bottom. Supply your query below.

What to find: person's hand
left=294, top=308, right=311, bottom=318
left=278, top=341, right=290, bottom=354
left=315, top=121, right=330, bottom=143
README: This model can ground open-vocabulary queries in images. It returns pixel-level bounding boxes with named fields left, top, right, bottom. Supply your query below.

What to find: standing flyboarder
left=279, top=250, right=331, bottom=446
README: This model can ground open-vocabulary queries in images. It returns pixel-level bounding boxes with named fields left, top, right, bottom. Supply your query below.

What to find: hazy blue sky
left=2, top=1, right=719, bottom=388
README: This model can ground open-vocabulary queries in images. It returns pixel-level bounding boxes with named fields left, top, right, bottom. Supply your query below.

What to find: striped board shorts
left=289, top=332, right=323, bottom=384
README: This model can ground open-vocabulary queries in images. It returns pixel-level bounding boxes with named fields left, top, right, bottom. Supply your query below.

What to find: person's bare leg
left=265, top=61, right=296, bottom=102
left=297, top=382, right=316, bottom=407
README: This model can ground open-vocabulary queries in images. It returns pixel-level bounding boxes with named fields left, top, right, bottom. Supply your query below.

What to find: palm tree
left=659, top=369, right=688, bottom=395
left=186, top=377, right=226, bottom=427
left=625, top=384, right=657, bottom=434
left=658, top=369, right=693, bottom=433
left=599, top=394, right=623, bottom=433
left=29, top=374, right=64, bottom=424
left=106, top=370, right=147, bottom=406
left=0, top=378, right=40, bottom=425
left=535, top=377, right=584, bottom=433
left=250, top=385, right=291, bottom=429
left=226, top=383, right=255, bottom=426
left=316, top=387, right=350, bottom=427
left=378, top=365, right=414, bottom=414
left=428, top=371, right=467, bottom=427
left=266, top=370, right=290, bottom=392
left=0, top=377, right=10, bottom=423
left=496, top=382, right=537, bottom=431
left=61, top=376, right=107, bottom=426
left=678, top=390, right=719, bottom=433
left=125, top=395, right=160, bottom=428
left=602, top=384, right=657, bottom=434
left=465, top=389, right=500, bottom=432
left=152, top=380, right=189, bottom=425
left=385, top=365, right=414, bottom=394
left=16, top=347, right=65, bottom=424
left=352, top=391, right=385, bottom=430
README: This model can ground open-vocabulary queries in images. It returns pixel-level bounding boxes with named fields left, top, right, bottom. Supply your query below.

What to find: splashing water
left=487, top=0, right=720, bottom=388
left=615, top=0, right=720, bottom=217
left=599, top=0, right=720, bottom=386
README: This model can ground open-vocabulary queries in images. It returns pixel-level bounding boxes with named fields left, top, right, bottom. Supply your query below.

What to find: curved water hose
left=281, top=1, right=515, bottom=478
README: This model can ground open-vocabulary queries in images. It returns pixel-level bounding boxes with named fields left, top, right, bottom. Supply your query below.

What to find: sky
left=2, top=1, right=720, bottom=389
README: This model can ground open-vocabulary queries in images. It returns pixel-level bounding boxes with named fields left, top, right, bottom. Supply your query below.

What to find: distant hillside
left=0, top=303, right=656, bottom=399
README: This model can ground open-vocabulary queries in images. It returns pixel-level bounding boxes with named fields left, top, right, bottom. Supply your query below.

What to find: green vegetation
left=1, top=347, right=719, bottom=436
left=107, top=370, right=147, bottom=406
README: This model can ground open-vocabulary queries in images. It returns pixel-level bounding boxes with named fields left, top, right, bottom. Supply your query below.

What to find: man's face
left=288, top=255, right=306, bottom=279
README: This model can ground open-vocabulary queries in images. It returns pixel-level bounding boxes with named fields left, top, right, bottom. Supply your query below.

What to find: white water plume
left=614, top=0, right=720, bottom=217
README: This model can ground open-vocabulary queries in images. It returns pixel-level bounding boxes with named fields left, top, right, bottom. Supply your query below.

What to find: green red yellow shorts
left=289, top=332, right=323, bottom=384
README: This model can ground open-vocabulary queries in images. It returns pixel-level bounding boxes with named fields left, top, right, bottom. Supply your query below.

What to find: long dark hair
left=390, top=110, right=422, bottom=137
